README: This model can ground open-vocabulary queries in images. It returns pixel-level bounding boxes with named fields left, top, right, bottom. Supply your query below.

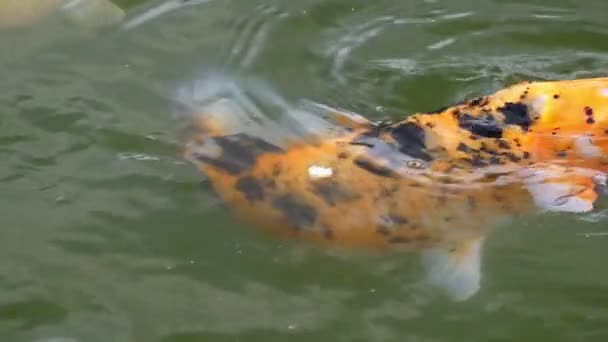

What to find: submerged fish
left=0, top=0, right=124, bottom=30
left=179, top=76, right=608, bottom=301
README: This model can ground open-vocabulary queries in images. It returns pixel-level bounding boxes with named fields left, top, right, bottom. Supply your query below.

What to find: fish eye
left=406, top=160, right=426, bottom=169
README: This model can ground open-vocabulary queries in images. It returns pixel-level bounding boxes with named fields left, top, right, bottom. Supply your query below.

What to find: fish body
left=180, top=77, right=608, bottom=300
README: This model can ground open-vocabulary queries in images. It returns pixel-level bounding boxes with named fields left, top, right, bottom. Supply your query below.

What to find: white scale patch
left=531, top=94, right=547, bottom=114
left=308, top=165, right=334, bottom=179
left=574, top=136, right=603, bottom=158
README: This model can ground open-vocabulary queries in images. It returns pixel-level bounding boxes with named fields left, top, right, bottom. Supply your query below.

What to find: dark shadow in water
left=161, top=329, right=339, bottom=342
left=0, top=299, right=68, bottom=330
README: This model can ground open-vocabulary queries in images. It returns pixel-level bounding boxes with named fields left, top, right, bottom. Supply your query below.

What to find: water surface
left=2, top=0, right=608, bottom=341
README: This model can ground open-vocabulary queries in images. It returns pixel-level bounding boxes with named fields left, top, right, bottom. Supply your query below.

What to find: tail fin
left=173, top=73, right=354, bottom=172
left=172, top=73, right=347, bottom=144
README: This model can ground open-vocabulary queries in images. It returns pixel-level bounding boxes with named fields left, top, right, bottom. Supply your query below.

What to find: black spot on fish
left=587, top=117, right=595, bottom=124
left=348, top=138, right=375, bottom=148
left=377, top=226, right=391, bottom=236
left=502, top=152, right=521, bottom=162
left=235, top=176, right=265, bottom=202
left=337, top=151, right=350, bottom=159
left=479, top=142, right=493, bottom=154
left=458, top=113, right=503, bottom=138
left=514, top=138, right=522, bottom=148
left=468, top=96, right=488, bottom=107
left=470, top=154, right=488, bottom=167
left=585, top=106, right=594, bottom=116
left=457, top=142, right=474, bottom=153
left=322, top=226, right=335, bottom=240
left=272, top=194, right=318, bottom=230
left=553, top=94, right=560, bottom=99
left=390, top=122, right=432, bottom=161
left=499, top=102, right=531, bottom=131
left=353, top=158, right=396, bottom=178
left=381, top=214, right=409, bottom=226
left=523, top=151, right=531, bottom=159
left=312, top=181, right=358, bottom=206
left=497, top=139, right=511, bottom=150
left=194, top=134, right=283, bottom=175
left=556, top=151, right=568, bottom=158
left=489, top=156, right=504, bottom=165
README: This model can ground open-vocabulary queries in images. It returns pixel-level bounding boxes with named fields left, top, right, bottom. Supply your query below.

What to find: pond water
left=2, top=0, right=608, bottom=341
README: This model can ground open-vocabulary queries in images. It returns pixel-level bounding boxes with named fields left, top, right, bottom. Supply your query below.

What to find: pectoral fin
left=520, top=165, right=606, bottom=213
left=421, top=237, right=484, bottom=302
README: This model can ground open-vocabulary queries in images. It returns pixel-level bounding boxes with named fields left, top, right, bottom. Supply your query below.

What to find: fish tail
left=173, top=76, right=275, bottom=173
left=174, top=74, right=345, bottom=166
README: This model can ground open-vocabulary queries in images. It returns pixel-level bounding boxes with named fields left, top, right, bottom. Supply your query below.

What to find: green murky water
left=2, top=0, right=608, bottom=341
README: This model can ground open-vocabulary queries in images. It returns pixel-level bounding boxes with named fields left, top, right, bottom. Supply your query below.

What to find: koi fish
left=0, top=0, right=124, bottom=30
left=178, top=76, right=608, bottom=301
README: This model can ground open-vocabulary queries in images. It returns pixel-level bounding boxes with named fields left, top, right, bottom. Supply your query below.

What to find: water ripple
left=122, top=0, right=214, bottom=30
left=224, top=4, right=290, bottom=69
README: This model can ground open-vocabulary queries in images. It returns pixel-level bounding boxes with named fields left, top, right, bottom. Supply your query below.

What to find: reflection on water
left=1, top=0, right=608, bottom=341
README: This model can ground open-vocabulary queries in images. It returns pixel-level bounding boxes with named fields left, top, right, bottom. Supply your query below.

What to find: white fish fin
left=173, top=74, right=343, bottom=146
left=519, top=166, right=605, bottom=213
left=421, top=237, right=484, bottom=301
